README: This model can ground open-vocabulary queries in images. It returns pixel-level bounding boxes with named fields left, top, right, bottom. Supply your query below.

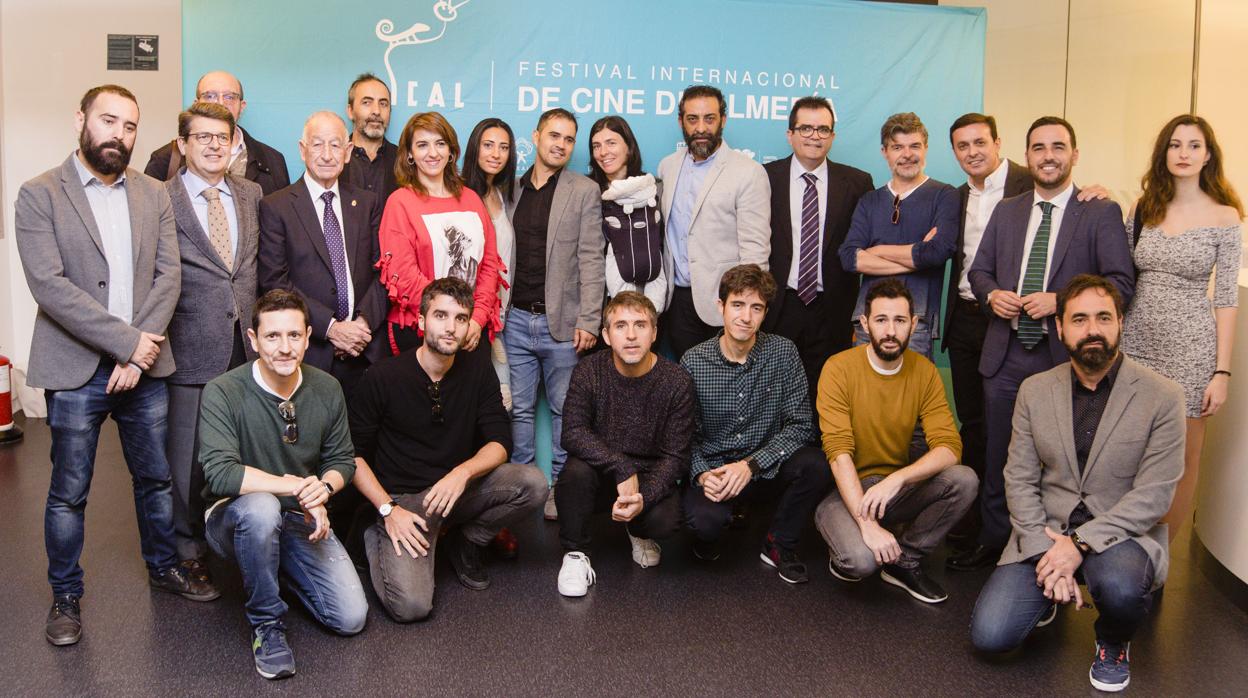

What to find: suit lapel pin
left=351, top=199, right=357, bottom=207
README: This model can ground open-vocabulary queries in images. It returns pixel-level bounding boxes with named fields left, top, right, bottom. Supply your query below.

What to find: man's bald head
left=195, top=71, right=245, bottom=122
left=299, top=111, right=351, bottom=189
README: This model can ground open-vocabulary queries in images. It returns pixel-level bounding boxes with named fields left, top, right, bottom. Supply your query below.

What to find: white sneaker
left=544, top=487, right=558, bottom=521
left=557, top=552, right=595, bottom=597
left=628, top=533, right=661, bottom=568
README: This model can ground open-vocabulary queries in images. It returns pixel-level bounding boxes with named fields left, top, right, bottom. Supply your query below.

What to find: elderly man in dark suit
left=965, top=116, right=1135, bottom=571
left=15, top=85, right=218, bottom=647
left=163, top=101, right=262, bottom=583
left=258, top=110, right=385, bottom=400
left=971, top=275, right=1183, bottom=694
left=762, top=96, right=872, bottom=395
left=144, top=71, right=289, bottom=195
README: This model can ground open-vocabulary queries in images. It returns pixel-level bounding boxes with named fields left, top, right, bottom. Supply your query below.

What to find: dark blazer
left=164, top=172, right=261, bottom=385
left=762, top=155, right=873, bottom=339
left=257, top=177, right=386, bottom=371
left=14, top=157, right=180, bottom=389
left=941, top=159, right=1033, bottom=350
left=145, top=128, right=290, bottom=196
left=968, top=187, right=1136, bottom=378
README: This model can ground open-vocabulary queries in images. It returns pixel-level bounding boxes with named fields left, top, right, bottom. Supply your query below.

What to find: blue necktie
left=796, top=173, right=820, bottom=305
left=320, top=191, right=351, bottom=321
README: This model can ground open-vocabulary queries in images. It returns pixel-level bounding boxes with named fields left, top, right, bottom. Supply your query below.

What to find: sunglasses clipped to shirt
left=427, top=381, right=445, bottom=425
left=278, top=399, right=298, bottom=444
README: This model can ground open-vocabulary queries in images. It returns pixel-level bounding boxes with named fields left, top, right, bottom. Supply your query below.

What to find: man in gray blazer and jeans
left=15, top=85, right=218, bottom=647
left=163, top=101, right=262, bottom=582
left=970, top=275, right=1184, bottom=693
left=503, top=108, right=605, bottom=519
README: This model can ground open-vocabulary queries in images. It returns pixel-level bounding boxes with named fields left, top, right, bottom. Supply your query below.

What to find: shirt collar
left=182, top=168, right=232, bottom=200
left=685, top=142, right=723, bottom=169
left=231, top=127, right=247, bottom=156
left=1034, top=182, right=1075, bottom=210
left=887, top=176, right=928, bottom=201
left=73, top=150, right=127, bottom=188
left=303, top=172, right=341, bottom=201
left=790, top=156, right=828, bottom=183
left=1070, top=353, right=1124, bottom=394
left=970, top=158, right=1009, bottom=194
left=251, top=360, right=304, bottom=400
left=521, top=166, right=561, bottom=191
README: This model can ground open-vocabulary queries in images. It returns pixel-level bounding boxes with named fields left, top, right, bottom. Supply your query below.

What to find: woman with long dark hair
left=588, top=115, right=667, bottom=312
left=1123, top=114, right=1243, bottom=540
left=377, top=112, right=501, bottom=355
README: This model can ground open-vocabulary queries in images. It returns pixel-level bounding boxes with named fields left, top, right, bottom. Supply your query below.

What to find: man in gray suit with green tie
left=15, top=85, right=219, bottom=647
left=163, top=101, right=262, bottom=585
left=970, top=275, right=1184, bottom=693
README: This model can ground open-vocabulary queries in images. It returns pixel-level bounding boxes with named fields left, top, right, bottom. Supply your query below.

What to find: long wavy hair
left=461, top=117, right=516, bottom=203
left=394, top=111, right=463, bottom=198
left=1138, top=114, right=1243, bottom=226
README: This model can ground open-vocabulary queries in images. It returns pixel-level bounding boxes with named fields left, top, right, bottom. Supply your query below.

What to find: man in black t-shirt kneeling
left=350, top=277, right=547, bottom=621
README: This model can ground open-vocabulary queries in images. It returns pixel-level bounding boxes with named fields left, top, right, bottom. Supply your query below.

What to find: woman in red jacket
left=379, top=111, right=502, bottom=354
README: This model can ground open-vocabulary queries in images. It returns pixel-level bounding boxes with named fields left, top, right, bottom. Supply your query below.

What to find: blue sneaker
left=1089, top=640, right=1130, bottom=692
left=252, top=621, right=296, bottom=680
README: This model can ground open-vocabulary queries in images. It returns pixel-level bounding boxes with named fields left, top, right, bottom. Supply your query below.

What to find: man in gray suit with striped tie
left=966, top=116, right=1135, bottom=569
left=163, top=101, right=263, bottom=586
left=15, top=85, right=219, bottom=647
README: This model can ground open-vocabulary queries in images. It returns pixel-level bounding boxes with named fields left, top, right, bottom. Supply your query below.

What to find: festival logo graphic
left=376, top=0, right=471, bottom=98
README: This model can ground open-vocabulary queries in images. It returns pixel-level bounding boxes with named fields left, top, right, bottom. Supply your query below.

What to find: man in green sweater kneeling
left=814, top=278, right=977, bottom=604
left=199, top=289, right=367, bottom=680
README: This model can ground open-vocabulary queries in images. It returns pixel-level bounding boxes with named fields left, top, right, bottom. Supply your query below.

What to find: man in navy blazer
left=966, top=116, right=1135, bottom=565
left=258, top=111, right=386, bottom=401
left=763, top=96, right=873, bottom=394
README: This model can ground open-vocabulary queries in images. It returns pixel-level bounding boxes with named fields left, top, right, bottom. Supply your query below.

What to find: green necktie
left=1017, top=201, right=1054, bottom=349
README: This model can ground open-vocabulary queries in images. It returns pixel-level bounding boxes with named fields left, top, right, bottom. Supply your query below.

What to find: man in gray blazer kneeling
left=15, top=85, right=218, bottom=648
left=970, top=274, right=1184, bottom=694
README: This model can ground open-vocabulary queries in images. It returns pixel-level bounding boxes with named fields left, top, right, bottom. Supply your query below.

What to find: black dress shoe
left=946, top=544, right=1002, bottom=571
left=150, top=565, right=221, bottom=601
left=447, top=530, right=491, bottom=590
left=692, top=539, right=721, bottom=562
left=46, top=595, right=82, bottom=646
left=180, top=558, right=213, bottom=585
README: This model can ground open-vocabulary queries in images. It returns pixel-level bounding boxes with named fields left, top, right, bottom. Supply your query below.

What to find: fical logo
left=376, top=0, right=471, bottom=98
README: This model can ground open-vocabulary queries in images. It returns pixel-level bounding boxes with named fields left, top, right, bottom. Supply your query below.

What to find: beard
left=357, top=118, right=386, bottom=140
left=1067, top=333, right=1118, bottom=372
left=423, top=331, right=462, bottom=357
left=869, top=331, right=910, bottom=363
left=79, top=128, right=132, bottom=176
left=683, top=122, right=724, bottom=160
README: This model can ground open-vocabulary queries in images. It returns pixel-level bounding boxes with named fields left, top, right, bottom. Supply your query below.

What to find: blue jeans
left=970, top=539, right=1156, bottom=652
left=853, top=315, right=933, bottom=359
left=206, top=493, right=368, bottom=633
left=502, top=308, right=578, bottom=477
left=45, top=361, right=179, bottom=597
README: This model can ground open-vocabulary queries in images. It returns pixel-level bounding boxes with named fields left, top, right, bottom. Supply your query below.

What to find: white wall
left=0, top=0, right=182, bottom=407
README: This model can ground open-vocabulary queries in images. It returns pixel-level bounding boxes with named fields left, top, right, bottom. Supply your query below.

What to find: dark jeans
left=767, top=288, right=854, bottom=403
left=971, top=539, right=1156, bottom=651
left=945, top=298, right=989, bottom=536
left=45, top=360, right=179, bottom=597
left=979, top=334, right=1057, bottom=549
left=815, top=466, right=978, bottom=575
left=555, top=456, right=681, bottom=552
left=365, top=463, right=547, bottom=622
left=205, top=493, right=368, bottom=633
left=166, top=382, right=208, bottom=560
left=662, top=285, right=717, bottom=362
left=683, top=446, right=831, bottom=551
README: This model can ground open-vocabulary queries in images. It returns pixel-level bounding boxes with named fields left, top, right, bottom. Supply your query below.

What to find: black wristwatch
left=1070, top=531, right=1091, bottom=554
left=321, top=480, right=335, bottom=496
left=746, top=457, right=761, bottom=475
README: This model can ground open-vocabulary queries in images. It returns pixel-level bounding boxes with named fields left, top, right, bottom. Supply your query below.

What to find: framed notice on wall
left=107, top=34, right=159, bottom=71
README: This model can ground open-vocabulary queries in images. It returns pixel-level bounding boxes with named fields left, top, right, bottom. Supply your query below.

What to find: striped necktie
left=796, top=172, right=820, bottom=305
left=1017, top=201, right=1054, bottom=348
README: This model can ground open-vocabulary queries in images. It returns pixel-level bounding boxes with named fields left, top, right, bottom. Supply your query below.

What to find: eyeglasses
left=199, top=91, right=241, bottom=104
left=891, top=194, right=901, bottom=225
left=793, top=125, right=834, bottom=139
left=278, top=400, right=298, bottom=444
left=427, top=381, right=444, bottom=425
left=185, top=132, right=231, bottom=146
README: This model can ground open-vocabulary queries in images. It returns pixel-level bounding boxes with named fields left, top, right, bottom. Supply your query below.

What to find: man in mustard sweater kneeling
left=814, top=278, right=977, bottom=603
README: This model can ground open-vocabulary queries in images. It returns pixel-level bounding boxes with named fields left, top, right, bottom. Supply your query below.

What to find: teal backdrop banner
left=183, top=0, right=985, bottom=475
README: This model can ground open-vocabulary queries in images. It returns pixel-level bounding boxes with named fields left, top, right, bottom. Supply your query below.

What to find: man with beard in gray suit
left=15, top=84, right=218, bottom=647
left=163, top=101, right=263, bottom=586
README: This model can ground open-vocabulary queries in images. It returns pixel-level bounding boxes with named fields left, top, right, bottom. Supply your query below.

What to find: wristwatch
left=746, top=457, right=761, bottom=475
left=321, top=480, right=335, bottom=496
left=1070, top=531, right=1092, bottom=554
left=378, top=500, right=398, bottom=517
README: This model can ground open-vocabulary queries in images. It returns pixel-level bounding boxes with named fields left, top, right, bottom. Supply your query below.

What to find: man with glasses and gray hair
left=199, top=289, right=367, bottom=680
left=348, top=277, right=548, bottom=622
left=145, top=70, right=290, bottom=195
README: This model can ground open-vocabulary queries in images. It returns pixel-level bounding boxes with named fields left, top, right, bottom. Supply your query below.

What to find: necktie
left=320, top=191, right=351, bottom=321
left=1017, top=201, right=1054, bottom=348
left=796, top=172, right=820, bottom=305
left=201, top=187, right=233, bottom=271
